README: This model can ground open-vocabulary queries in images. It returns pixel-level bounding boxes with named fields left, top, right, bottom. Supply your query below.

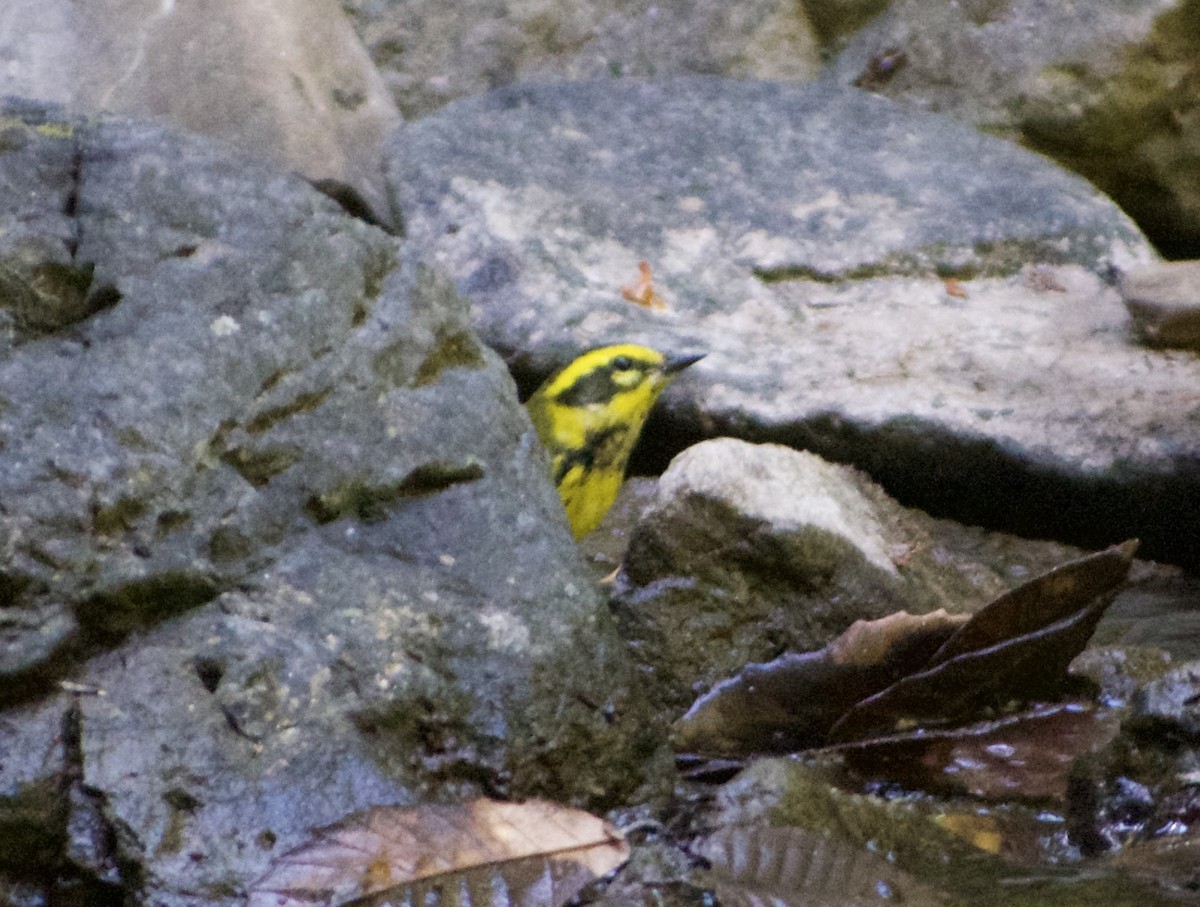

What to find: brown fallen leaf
left=672, top=610, right=967, bottom=756
left=837, top=701, right=1121, bottom=803
left=930, top=540, right=1138, bottom=666
left=675, top=542, right=1137, bottom=766
left=620, top=260, right=667, bottom=310
left=828, top=541, right=1137, bottom=742
left=247, top=798, right=629, bottom=907
left=943, top=278, right=968, bottom=299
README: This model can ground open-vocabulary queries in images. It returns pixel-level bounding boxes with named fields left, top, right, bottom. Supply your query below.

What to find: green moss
left=354, top=244, right=398, bottom=326
left=159, top=788, right=203, bottom=855
left=752, top=238, right=1079, bottom=285
left=0, top=115, right=74, bottom=141
left=0, top=259, right=108, bottom=337
left=80, top=571, right=218, bottom=642
left=208, top=526, right=254, bottom=564
left=353, top=684, right=505, bottom=794
left=0, top=571, right=35, bottom=608
left=221, top=444, right=302, bottom=486
left=803, top=0, right=890, bottom=45
left=371, top=337, right=419, bottom=386
left=155, top=510, right=191, bottom=538
left=304, top=460, right=485, bottom=524
left=115, top=426, right=154, bottom=451
left=1019, top=0, right=1200, bottom=255
left=92, top=495, right=148, bottom=536
left=0, top=776, right=67, bottom=871
left=413, top=327, right=488, bottom=386
left=32, top=121, right=74, bottom=140
left=245, top=388, right=332, bottom=434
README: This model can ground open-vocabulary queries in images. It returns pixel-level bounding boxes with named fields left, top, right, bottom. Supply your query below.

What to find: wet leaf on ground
left=673, top=610, right=966, bottom=756
left=829, top=541, right=1137, bottom=742
left=837, top=701, right=1122, bottom=802
left=674, top=542, right=1138, bottom=808
left=694, top=824, right=947, bottom=907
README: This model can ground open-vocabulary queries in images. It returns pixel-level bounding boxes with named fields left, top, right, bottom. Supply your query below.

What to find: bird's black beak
left=664, top=352, right=706, bottom=375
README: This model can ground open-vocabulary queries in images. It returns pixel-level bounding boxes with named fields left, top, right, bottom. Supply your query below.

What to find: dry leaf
left=838, top=702, right=1121, bottom=802
left=247, top=798, right=629, bottom=907
left=934, top=813, right=1003, bottom=854
left=943, top=278, right=968, bottom=299
left=929, top=540, right=1138, bottom=666
left=620, top=261, right=667, bottom=310
left=829, top=609, right=968, bottom=668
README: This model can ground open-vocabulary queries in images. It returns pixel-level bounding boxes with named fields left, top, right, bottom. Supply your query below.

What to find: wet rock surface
left=612, top=439, right=1001, bottom=703
left=0, top=102, right=668, bottom=905
left=2, top=2, right=1200, bottom=901
left=829, top=0, right=1200, bottom=259
left=1132, top=661, right=1200, bottom=741
left=387, top=76, right=1198, bottom=569
left=339, top=0, right=820, bottom=119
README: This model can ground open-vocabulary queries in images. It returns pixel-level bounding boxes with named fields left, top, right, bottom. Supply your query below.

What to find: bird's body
left=525, top=344, right=703, bottom=538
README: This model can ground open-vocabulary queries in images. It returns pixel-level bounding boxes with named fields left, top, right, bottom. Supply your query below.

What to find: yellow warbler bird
left=525, top=344, right=704, bottom=538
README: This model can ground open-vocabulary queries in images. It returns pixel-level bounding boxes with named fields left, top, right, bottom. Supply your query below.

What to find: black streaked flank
left=553, top=425, right=623, bottom=483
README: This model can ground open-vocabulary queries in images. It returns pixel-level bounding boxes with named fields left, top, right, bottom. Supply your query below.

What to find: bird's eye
left=611, top=355, right=632, bottom=371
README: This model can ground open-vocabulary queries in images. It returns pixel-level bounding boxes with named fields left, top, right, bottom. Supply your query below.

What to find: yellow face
left=526, top=344, right=703, bottom=538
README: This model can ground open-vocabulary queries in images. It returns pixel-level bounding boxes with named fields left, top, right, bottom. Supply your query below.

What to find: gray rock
left=0, top=699, right=66, bottom=874
left=1132, top=660, right=1200, bottom=741
left=341, top=0, right=819, bottom=119
left=1120, top=260, right=1200, bottom=349
left=0, top=0, right=400, bottom=217
left=612, top=438, right=1012, bottom=703
left=828, top=0, right=1200, bottom=258
left=387, top=77, right=1199, bottom=568
left=0, top=102, right=668, bottom=905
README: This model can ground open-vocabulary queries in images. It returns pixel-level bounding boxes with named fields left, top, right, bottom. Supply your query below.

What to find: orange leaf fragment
left=943, top=278, right=968, bottom=299
left=620, top=260, right=668, bottom=310
left=248, top=798, right=629, bottom=907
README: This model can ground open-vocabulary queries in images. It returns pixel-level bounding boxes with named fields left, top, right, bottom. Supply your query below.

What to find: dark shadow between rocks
left=0, top=571, right=220, bottom=708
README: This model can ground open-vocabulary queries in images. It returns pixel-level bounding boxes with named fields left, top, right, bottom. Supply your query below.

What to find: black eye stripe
left=555, top=368, right=622, bottom=407
left=552, top=355, right=658, bottom=407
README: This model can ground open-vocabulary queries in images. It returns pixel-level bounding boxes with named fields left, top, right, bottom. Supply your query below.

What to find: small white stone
left=210, top=315, right=240, bottom=336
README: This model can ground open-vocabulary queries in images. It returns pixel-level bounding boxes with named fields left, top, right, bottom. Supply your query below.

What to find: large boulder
left=340, top=0, right=820, bottom=118
left=830, top=0, right=1200, bottom=258
left=385, top=77, right=1199, bottom=568
left=0, top=0, right=400, bottom=215
left=0, top=101, right=668, bottom=905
